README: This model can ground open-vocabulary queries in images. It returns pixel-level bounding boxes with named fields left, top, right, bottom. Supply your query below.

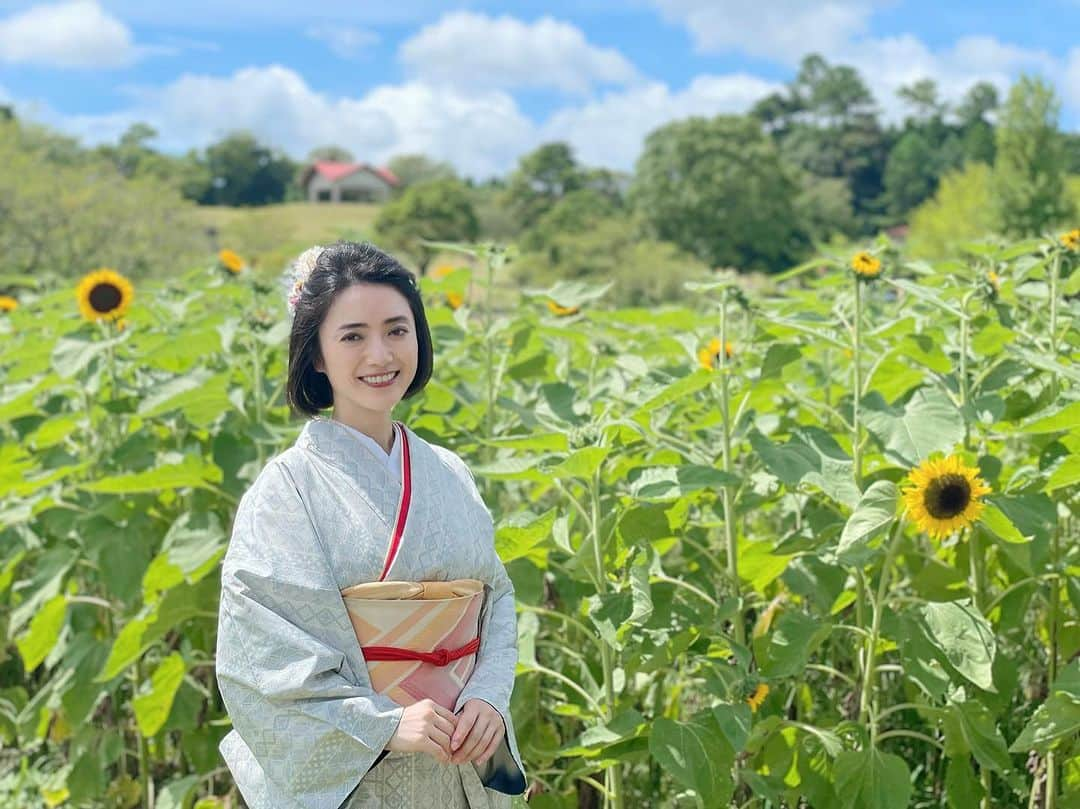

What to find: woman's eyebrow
left=337, top=316, right=409, bottom=330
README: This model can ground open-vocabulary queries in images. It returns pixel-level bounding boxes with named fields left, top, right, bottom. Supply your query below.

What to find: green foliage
left=0, top=120, right=207, bottom=279
left=95, top=124, right=211, bottom=200
left=883, top=130, right=940, bottom=215
left=794, top=172, right=856, bottom=245
left=3, top=226, right=1076, bottom=806
left=991, top=74, right=1075, bottom=237
left=374, top=178, right=479, bottom=273
left=510, top=214, right=711, bottom=306
left=199, top=131, right=297, bottom=206
left=630, top=114, right=808, bottom=272
left=307, top=144, right=355, bottom=163
left=505, top=142, right=588, bottom=230
left=386, top=153, right=458, bottom=189
left=906, top=162, right=997, bottom=259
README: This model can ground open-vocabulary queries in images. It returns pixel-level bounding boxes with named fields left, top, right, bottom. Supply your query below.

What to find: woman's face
left=313, top=283, right=418, bottom=421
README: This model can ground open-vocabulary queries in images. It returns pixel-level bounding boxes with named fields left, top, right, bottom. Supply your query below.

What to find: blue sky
left=1, top=0, right=1078, bottom=180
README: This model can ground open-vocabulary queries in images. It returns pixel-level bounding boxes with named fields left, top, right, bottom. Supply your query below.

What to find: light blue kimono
left=215, top=417, right=527, bottom=808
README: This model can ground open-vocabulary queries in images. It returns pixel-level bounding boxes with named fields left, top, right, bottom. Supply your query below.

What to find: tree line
left=1, top=54, right=1078, bottom=291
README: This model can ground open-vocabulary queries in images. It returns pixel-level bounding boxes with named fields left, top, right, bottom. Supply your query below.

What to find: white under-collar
left=337, top=421, right=401, bottom=477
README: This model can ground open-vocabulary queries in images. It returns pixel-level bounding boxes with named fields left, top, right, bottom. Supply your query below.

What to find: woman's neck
left=330, top=412, right=395, bottom=454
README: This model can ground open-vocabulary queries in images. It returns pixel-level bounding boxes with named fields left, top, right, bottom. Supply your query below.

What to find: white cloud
left=398, top=11, right=640, bottom=94
left=649, top=1, right=1073, bottom=125
left=0, top=0, right=139, bottom=68
left=542, top=73, right=782, bottom=170
left=1064, top=48, right=1080, bottom=111
left=844, top=34, right=1060, bottom=124
left=44, top=65, right=535, bottom=181
left=651, top=0, right=879, bottom=63
left=27, top=57, right=783, bottom=179
left=306, top=24, right=380, bottom=60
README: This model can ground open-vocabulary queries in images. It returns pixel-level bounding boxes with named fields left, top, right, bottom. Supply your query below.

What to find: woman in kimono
left=215, top=241, right=528, bottom=808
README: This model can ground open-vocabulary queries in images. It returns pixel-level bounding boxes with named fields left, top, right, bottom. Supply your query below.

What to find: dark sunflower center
left=89, top=282, right=122, bottom=313
left=923, top=474, right=972, bottom=519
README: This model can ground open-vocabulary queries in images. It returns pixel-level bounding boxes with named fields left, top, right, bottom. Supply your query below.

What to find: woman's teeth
left=360, top=371, right=398, bottom=385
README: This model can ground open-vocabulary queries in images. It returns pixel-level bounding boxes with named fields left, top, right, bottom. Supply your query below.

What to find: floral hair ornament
left=282, top=245, right=325, bottom=318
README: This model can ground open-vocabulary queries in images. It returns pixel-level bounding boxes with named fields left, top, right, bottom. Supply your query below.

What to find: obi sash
left=340, top=422, right=486, bottom=712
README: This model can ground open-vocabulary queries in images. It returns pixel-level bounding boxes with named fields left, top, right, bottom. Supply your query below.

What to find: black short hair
left=285, top=241, right=434, bottom=417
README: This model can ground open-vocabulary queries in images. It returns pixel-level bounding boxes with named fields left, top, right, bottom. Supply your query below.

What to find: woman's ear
left=313, top=355, right=324, bottom=374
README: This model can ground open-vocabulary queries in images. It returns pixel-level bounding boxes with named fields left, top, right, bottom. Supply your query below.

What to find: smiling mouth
left=358, top=370, right=400, bottom=385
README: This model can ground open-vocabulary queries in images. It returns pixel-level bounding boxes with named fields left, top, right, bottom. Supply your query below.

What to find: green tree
left=630, top=114, right=808, bottom=272
left=906, top=162, right=997, bottom=258
left=519, top=188, right=620, bottom=258
left=1063, top=133, right=1080, bottom=175
left=374, top=178, right=479, bottom=274
left=307, top=145, right=355, bottom=163
left=510, top=214, right=711, bottom=306
left=386, top=154, right=458, bottom=189
left=0, top=119, right=206, bottom=278
left=96, top=124, right=212, bottom=201
left=883, top=130, right=940, bottom=215
left=200, top=131, right=297, bottom=206
left=505, top=142, right=586, bottom=230
left=991, top=75, right=1074, bottom=237
left=793, top=173, right=856, bottom=244
left=760, top=54, right=888, bottom=231
left=954, top=81, right=999, bottom=166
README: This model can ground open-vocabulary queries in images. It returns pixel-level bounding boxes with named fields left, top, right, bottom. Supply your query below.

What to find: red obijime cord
left=362, top=637, right=480, bottom=667
left=364, top=423, right=481, bottom=667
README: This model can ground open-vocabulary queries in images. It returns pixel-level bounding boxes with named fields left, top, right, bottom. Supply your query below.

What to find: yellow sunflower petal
left=902, top=454, right=991, bottom=539
left=76, top=268, right=134, bottom=323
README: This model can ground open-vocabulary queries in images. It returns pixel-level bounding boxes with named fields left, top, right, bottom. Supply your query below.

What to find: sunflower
left=76, top=269, right=134, bottom=323
left=987, top=271, right=1000, bottom=291
left=431, top=264, right=455, bottom=280
left=446, top=291, right=464, bottom=310
left=850, top=252, right=882, bottom=279
left=697, top=337, right=734, bottom=370
left=746, top=683, right=770, bottom=713
left=1061, top=229, right=1080, bottom=251
left=546, top=300, right=579, bottom=317
left=218, top=249, right=245, bottom=274
left=901, top=454, right=992, bottom=540
left=0, top=295, right=17, bottom=312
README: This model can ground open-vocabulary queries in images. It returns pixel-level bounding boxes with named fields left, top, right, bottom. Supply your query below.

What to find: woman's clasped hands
left=386, top=698, right=505, bottom=767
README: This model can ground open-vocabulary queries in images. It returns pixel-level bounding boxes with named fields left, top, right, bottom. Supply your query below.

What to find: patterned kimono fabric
left=216, top=417, right=527, bottom=809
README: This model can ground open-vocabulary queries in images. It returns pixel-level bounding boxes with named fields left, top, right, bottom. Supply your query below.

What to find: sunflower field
left=1, top=232, right=1078, bottom=809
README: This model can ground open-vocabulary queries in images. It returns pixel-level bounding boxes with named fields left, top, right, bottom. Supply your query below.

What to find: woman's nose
left=366, top=337, right=393, bottom=364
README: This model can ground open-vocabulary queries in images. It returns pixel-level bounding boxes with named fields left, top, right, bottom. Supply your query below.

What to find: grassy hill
left=193, top=202, right=382, bottom=275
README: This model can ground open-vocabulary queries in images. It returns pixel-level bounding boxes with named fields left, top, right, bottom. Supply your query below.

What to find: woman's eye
left=391, top=327, right=409, bottom=336
left=343, top=334, right=360, bottom=342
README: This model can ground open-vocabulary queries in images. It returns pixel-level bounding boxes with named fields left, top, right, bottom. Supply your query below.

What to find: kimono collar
left=297, top=417, right=409, bottom=476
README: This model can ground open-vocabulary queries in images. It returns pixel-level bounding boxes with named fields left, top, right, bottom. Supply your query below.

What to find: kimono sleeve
left=440, top=450, right=529, bottom=795
left=215, top=459, right=404, bottom=809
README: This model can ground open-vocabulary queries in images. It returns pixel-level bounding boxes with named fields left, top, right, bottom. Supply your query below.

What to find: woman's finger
left=450, top=707, right=478, bottom=753
left=433, top=713, right=456, bottom=739
left=428, top=727, right=453, bottom=760
left=474, top=730, right=503, bottom=766
left=453, top=718, right=491, bottom=763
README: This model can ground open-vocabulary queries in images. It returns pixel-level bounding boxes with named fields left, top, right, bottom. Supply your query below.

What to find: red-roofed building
left=300, top=161, right=401, bottom=203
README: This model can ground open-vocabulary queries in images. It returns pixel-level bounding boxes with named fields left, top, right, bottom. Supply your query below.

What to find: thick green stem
left=1047, top=519, right=1060, bottom=809
left=858, top=519, right=904, bottom=743
left=250, top=331, right=266, bottom=469
left=717, top=288, right=743, bottom=647
left=1044, top=250, right=1062, bottom=809
left=589, top=470, right=623, bottom=809
left=852, top=279, right=863, bottom=491
left=851, top=279, right=869, bottom=699
left=132, top=661, right=152, bottom=808
left=484, top=250, right=495, bottom=448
